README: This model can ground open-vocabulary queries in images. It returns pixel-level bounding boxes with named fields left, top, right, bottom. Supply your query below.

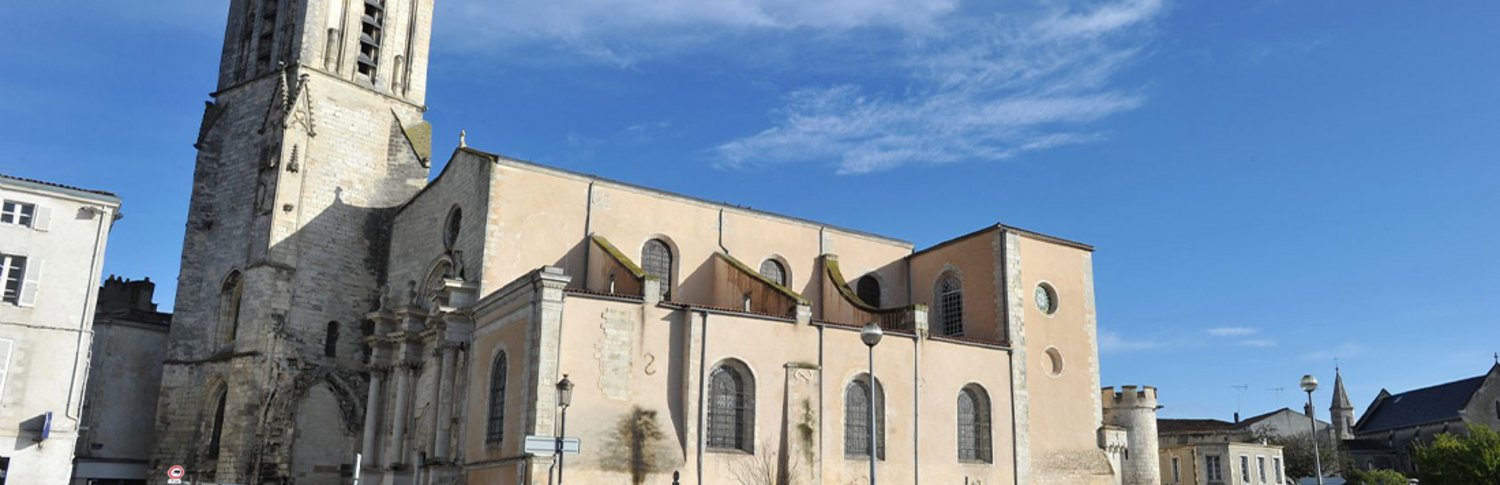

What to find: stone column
left=362, top=369, right=386, bottom=464
left=433, top=344, right=457, bottom=459
left=387, top=365, right=413, bottom=467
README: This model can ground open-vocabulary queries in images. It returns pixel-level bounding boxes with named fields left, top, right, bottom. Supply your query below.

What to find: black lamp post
left=860, top=322, right=884, bottom=485
left=1300, top=374, right=1323, bottom=485
left=556, top=374, right=574, bottom=485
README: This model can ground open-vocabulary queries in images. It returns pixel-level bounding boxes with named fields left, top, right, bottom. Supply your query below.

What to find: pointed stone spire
left=1330, top=365, right=1355, bottom=440
left=1331, top=366, right=1352, bottom=410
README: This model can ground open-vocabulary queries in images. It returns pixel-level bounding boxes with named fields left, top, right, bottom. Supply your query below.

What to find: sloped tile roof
left=0, top=172, right=118, bottom=198
left=1356, top=375, right=1486, bottom=433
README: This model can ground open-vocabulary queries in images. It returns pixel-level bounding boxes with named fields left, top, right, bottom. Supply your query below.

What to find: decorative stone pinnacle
left=459, top=130, right=467, bottom=148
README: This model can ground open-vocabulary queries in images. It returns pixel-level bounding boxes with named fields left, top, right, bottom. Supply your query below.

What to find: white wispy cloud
left=438, top=0, right=959, bottom=64
left=1099, top=329, right=1163, bottom=354
left=713, top=0, right=1163, bottom=173
left=1207, top=326, right=1259, bottom=337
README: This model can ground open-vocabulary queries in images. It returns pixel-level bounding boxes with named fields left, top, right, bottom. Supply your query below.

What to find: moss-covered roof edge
left=716, top=253, right=809, bottom=304
left=822, top=255, right=897, bottom=314
left=590, top=234, right=647, bottom=279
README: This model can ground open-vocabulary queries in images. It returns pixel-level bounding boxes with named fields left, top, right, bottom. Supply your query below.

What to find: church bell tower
left=152, top=1, right=436, bottom=484
left=1330, top=367, right=1355, bottom=441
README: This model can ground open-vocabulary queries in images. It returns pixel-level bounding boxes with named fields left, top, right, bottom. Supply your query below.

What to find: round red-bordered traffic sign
left=167, top=465, right=186, bottom=479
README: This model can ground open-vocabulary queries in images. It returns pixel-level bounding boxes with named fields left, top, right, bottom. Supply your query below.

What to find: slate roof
left=1356, top=374, right=1487, bottom=433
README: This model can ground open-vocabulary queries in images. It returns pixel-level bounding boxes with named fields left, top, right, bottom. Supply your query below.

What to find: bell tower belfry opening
left=153, top=1, right=436, bottom=484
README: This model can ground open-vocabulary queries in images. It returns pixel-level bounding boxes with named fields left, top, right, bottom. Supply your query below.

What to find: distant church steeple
left=1330, top=365, right=1355, bottom=440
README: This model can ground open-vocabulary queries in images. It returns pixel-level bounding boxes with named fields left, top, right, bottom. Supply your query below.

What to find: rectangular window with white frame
left=1172, top=456, right=1181, bottom=483
left=1258, top=455, right=1267, bottom=483
left=1241, top=454, right=1250, bottom=483
left=0, top=201, right=34, bottom=227
left=0, top=200, right=49, bottom=231
left=1, top=254, right=33, bottom=306
left=1274, top=456, right=1284, bottom=484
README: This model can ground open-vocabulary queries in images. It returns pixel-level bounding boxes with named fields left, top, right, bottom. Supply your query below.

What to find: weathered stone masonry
left=152, top=1, right=435, bottom=483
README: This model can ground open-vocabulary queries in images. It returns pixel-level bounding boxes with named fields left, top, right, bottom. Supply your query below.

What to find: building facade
left=73, top=277, right=173, bottom=485
left=1345, top=364, right=1500, bottom=473
left=0, top=174, right=122, bottom=485
left=153, top=1, right=1159, bottom=484
left=1159, top=442, right=1287, bottom=485
left=1159, top=409, right=1332, bottom=448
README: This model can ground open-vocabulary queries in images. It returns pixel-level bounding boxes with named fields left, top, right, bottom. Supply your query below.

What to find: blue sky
left=1, top=0, right=1496, bottom=421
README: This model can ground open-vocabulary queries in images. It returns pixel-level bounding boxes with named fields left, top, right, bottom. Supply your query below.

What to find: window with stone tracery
left=641, top=239, right=673, bottom=300
left=937, top=274, right=963, bottom=337
left=707, top=360, right=754, bottom=452
left=957, top=385, right=992, bottom=462
left=486, top=352, right=507, bottom=444
left=844, top=374, right=885, bottom=459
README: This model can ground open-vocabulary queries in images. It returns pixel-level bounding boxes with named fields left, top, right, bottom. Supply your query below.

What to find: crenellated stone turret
left=1102, top=386, right=1162, bottom=485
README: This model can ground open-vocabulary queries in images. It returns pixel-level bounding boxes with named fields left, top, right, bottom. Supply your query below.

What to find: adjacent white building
left=0, top=174, right=121, bottom=484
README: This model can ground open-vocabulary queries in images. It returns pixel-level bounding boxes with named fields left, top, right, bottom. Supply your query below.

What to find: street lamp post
left=556, top=374, right=574, bottom=485
left=860, top=322, right=884, bottom=485
left=1300, top=374, right=1324, bottom=485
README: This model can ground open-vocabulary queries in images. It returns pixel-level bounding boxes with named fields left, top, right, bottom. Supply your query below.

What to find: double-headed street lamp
left=556, top=374, right=575, bottom=485
left=1300, top=374, right=1324, bottom=485
left=860, top=322, right=884, bottom=485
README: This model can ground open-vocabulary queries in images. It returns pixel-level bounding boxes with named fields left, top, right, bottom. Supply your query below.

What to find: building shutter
left=17, top=259, right=41, bottom=307
left=31, top=205, right=51, bottom=232
left=0, top=339, right=12, bottom=401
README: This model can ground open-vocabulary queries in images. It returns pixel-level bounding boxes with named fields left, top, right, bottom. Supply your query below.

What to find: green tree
left=1413, top=425, right=1500, bottom=485
left=1345, top=468, right=1408, bottom=485
left=1261, top=430, right=1350, bottom=481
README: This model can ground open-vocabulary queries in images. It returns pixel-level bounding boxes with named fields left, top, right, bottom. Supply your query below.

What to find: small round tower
left=1102, top=386, right=1161, bottom=485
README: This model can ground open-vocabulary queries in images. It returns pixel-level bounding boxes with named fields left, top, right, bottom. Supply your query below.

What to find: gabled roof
left=1355, top=371, right=1490, bottom=433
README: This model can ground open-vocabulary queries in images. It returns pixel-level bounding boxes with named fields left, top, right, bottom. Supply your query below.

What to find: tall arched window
left=758, top=259, right=787, bottom=287
left=218, top=271, right=244, bottom=345
left=486, top=352, right=508, bottom=444
left=324, top=321, right=339, bottom=357
left=958, top=385, right=992, bottom=462
left=707, top=360, right=754, bottom=452
left=857, top=275, right=882, bottom=308
left=844, top=374, right=886, bottom=459
left=937, top=274, right=963, bottom=337
left=641, top=239, right=673, bottom=300
left=207, top=388, right=228, bottom=459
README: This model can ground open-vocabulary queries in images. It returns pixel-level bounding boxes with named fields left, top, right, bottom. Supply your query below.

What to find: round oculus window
left=1035, top=283, right=1057, bottom=314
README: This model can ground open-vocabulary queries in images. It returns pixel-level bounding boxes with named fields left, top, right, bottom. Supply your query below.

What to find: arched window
left=844, top=374, right=886, bottom=459
left=957, top=385, right=992, bottom=462
left=707, top=360, right=754, bottom=452
left=758, top=259, right=787, bottom=287
left=486, top=352, right=508, bottom=444
left=207, top=389, right=228, bottom=459
left=218, top=271, right=244, bottom=345
left=856, top=275, right=881, bottom=307
left=324, top=321, right=339, bottom=357
left=937, top=274, right=963, bottom=337
left=641, top=239, right=673, bottom=300
left=443, top=205, right=462, bottom=249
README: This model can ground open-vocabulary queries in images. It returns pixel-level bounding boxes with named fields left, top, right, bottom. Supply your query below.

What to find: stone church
left=151, top=1, right=1159, bottom=484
